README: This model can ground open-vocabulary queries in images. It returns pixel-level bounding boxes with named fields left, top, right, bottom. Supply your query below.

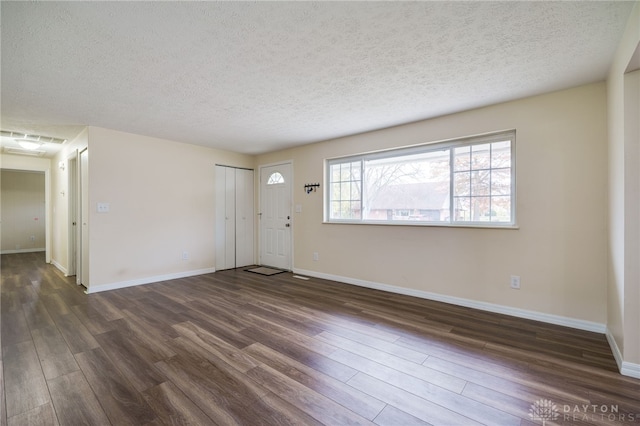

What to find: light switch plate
left=97, top=202, right=110, bottom=213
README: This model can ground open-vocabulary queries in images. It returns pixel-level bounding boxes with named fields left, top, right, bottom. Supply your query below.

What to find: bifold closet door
left=215, top=166, right=236, bottom=270
left=235, top=168, right=254, bottom=268
left=215, top=166, right=254, bottom=270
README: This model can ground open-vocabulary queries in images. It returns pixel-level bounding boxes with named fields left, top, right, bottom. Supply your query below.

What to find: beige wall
left=607, top=0, right=640, bottom=370
left=0, top=170, right=46, bottom=252
left=84, top=127, right=253, bottom=291
left=258, top=83, right=608, bottom=326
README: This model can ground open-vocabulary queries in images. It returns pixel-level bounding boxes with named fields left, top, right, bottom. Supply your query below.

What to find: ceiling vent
left=0, top=130, right=66, bottom=144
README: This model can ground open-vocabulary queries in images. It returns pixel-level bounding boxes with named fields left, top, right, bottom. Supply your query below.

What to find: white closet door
left=215, top=166, right=237, bottom=270
left=235, top=169, right=254, bottom=267
left=223, top=167, right=236, bottom=269
left=215, top=166, right=227, bottom=270
left=215, top=165, right=254, bottom=270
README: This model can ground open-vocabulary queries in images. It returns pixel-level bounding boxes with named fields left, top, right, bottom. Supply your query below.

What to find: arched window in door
left=267, top=171, right=285, bottom=185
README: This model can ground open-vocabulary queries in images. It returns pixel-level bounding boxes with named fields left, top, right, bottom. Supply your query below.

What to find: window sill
left=322, top=220, right=519, bottom=230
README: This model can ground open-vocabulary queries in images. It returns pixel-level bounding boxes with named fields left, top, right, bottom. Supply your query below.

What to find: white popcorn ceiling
left=0, top=1, right=635, bottom=154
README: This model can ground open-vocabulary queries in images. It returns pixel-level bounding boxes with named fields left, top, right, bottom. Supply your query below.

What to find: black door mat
left=245, top=266, right=287, bottom=276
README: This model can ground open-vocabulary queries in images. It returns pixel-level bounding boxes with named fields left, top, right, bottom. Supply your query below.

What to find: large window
left=326, top=130, right=516, bottom=227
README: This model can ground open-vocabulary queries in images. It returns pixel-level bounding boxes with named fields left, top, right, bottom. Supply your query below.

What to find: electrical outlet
left=182, top=251, right=189, bottom=260
left=313, top=252, right=319, bottom=261
left=510, top=275, right=521, bottom=289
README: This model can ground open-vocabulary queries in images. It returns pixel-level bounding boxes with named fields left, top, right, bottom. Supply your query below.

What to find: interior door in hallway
left=80, top=148, right=89, bottom=287
left=260, top=163, right=291, bottom=270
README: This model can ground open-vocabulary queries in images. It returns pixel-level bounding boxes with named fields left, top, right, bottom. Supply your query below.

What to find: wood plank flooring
left=1, top=252, right=639, bottom=425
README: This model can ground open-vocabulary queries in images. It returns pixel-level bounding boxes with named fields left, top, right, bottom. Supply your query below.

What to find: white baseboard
left=292, top=268, right=606, bottom=334
left=1, top=248, right=45, bottom=255
left=621, top=362, right=640, bottom=379
left=606, top=328, right=640, bottom=379
left=85, top=267, right=216, bottom=294
left=50, top=259, right=68, bottom=276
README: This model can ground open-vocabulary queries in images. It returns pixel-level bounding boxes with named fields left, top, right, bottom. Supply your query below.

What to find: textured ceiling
left=0, top=1, right=635, bottom=155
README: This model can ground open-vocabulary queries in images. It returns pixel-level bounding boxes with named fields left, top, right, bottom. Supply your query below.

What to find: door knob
left=285, top=223, right=290, bottom=227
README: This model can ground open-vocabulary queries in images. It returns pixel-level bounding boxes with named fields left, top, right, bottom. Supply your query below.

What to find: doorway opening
left=0, top=169, right=49, bottom=260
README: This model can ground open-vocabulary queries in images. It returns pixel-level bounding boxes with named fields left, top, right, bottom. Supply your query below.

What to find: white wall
left=0, top=170, right=46, bottom=253
left=607, top=0, right=640, bottom=373
left=257, top=82, right=608, bottom=328
left=84, top=127, right=254, bottom=292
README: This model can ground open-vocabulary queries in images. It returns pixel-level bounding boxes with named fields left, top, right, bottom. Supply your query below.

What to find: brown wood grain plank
left=462, top=382, right=549, bottom=421
left=30, top=325, right=79, bottom=380
left=240, top=326, right=357, bottom=382
left=155, top=355, right=298, bottom=426
left=178, top=307, right=255, bottom=349
left=172, top=321, right=260, bottom=373
left=93, top=328, right=166, bottom=392
left=48, top=371, right=110, bottom=425
left=142, top=381, right=216, bottom=426
left=244, top=342, right=386, bottom=420
left=0, top=360, right=6, bottom=426
left=121, top=307, right=181, bottom=341
left=423, top=353, right=594, bottom=408
left=246, top=363, right=376, bottom=425
left=243, top=302, right=325, bottom=337
left=1, top=308, right=31, bottom=347
left=68, top=303, right=116, bottom=336
left=373, top=405, right=433, bottom=426
left=2, top=341, right=51, bottom=418
left=22, top=301, right=55, bottom=331
left=75, top=347, right=157, bottom=425
left=318, top=327, right=428, bottom=364
left=347, top=372, right=483, bottom=426
left=330, top=348, right=521, bottom=425
left=7, top=402, right=58, bottom=426
left=86, top=293, right=126, bottom=321
left=243, top=313, right=337, bottom=355
left=39, top=293, right=70, bottom=318
left=185, top=298, right=250, bottom=331
left=1, top=292, right=21, bottom=313
left=52, top=312, right=100, bottom=354
left=111, top=316, right=177, bottom=362
left=298, top=304, right=397, bottom=340
left=318, top=331, right=465, bottom=393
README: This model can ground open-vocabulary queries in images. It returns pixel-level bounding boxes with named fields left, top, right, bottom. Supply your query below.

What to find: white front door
left=260, top=163, right=292, bottom=270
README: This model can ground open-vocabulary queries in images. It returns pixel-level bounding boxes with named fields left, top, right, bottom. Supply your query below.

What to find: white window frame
left=324, top=130, right=517, bottom=228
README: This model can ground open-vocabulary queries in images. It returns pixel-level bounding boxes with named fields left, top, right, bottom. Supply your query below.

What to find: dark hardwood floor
left=1, top=252, right=639, bottom=425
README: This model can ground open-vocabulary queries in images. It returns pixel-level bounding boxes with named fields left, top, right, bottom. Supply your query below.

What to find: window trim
left=324, top=130, right=517, bottom=229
